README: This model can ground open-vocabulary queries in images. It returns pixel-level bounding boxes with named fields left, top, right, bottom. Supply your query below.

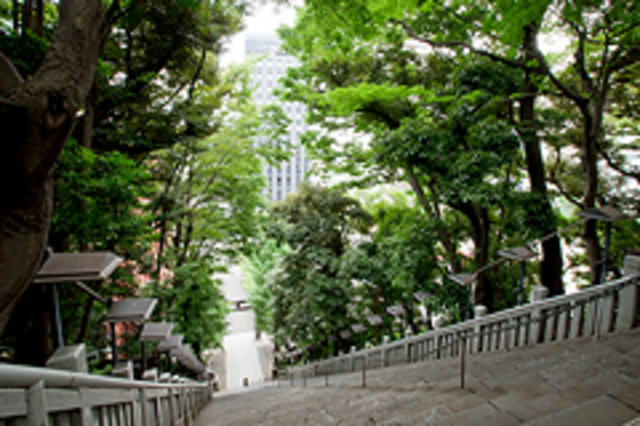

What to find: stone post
left=112, top=361, right=134, bottom=380
left=473, top=305, right=487, bottom=353
left=350, top=346, right=356, bottom=371
left=530, top=286, right=548, bottom=344
left=382, top=336, right=390, bottom=366
left=617, top=254, right=639, bottom=330
left=404, top=328, right=413, bottom=362
left=474, top=305, right=488, bottom=318
left=46, top=343, right=87, bottom=373
left=531, top=286, right=549, bottom=302
left=142, top=368, right=158, bottom=382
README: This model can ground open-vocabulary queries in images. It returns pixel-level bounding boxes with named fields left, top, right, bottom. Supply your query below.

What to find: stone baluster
left=531, top=286, right=548, bottom=344
left=473, top=305, right=487, bottom=353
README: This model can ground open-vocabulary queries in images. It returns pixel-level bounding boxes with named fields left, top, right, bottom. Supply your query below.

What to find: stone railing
left=288, top=274, right=639, bottom=381
left=0, top=364, right=213, bottom=426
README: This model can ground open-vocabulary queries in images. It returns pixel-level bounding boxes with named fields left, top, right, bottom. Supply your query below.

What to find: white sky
left=220, top=2, right=299, bottom=68
left=220, top=2, right=571, bottom=68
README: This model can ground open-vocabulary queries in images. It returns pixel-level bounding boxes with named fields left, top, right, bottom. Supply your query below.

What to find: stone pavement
left=196, top=328, right=640, bottom=425
left=218, top=266, right=272, bottom=390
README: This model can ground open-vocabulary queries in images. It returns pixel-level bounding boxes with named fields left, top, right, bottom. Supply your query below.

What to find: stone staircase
left=195, top=328, right=640, bottom=425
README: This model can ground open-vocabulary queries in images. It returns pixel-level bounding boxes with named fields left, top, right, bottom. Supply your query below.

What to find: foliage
left=276, top=0, right=640, bottom=313
left=92, top=0, right=248, bottom=155
left=278, top=12, right=534, bottom=309
left=265, top=183, right=373, bottom=357
left=292, top=0, right=640, bottom=286
left=149, top=65, right=268, bottom=271
left=51, top=140, right=153, bottom=255
left=159, top=258, right=229, bottom=355
left=240, top=237, right=290, bottom=335
left=0, top=0, right=264, bottom=365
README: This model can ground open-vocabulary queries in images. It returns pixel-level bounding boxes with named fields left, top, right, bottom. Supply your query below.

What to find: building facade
left=246, top=34, right=310, bottom=202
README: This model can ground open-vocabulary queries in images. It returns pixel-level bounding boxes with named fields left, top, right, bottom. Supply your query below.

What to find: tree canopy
left=0, top=0, right=274, bottom=368
left=0, top=0, right=638, bottom=370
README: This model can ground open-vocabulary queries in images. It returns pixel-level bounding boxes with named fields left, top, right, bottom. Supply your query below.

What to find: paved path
left=219, top=266, right=272, bottom=390
left=196, top=328, right=640, bottom=425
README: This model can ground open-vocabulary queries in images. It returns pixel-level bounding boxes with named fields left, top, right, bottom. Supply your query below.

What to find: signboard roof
left=35, top=252, right=122, bottom=284
left=105, top=298, right=157, bottom=323
left=448, top=273, right=476, bottom=286
left=577, top=206, right=628, bottom=222
left=157, top=334, right=183, bottom=352
left=140, top=322, right=173, bottom=342
left=497, top=246, right=536, bottom=262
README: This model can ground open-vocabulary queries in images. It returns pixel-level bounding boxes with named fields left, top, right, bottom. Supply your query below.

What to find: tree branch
left=572, top=24, right=594, bottom=95
left=354, top=103, right=400, bottom=129
left=390, top=18, right=528, bottom=71
left=546, top=64, right=589, bottom=107
left=597, top=144, right=640, bottom=180
left=607, top=45, right=640, bottom=74
left=548, top=174, right=584, bottom=209
left=547, top=147, right=584, bottom=209
left=188, top=48, right=207, bottom=102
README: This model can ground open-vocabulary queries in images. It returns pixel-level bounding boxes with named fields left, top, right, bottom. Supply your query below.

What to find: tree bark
left=453, top=201, right=492, bottom=308
left=75, top=297, right=94, bottom=344
left=22, top=0, right=33, bottom=34
left=581, top=107, right=602, bottom=284
left=520, top=23, right=564, bottom=296
left=406, top=167, right=461, bottom=273
left=5, top=284, right=53, bottom=365
left=12, top=0, right=20, bottom=33
left=0, top=0, right=108, bottom=335
left=34, top=0, right=44, bottom=37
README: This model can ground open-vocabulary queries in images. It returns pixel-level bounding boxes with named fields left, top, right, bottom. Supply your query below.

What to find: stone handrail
left=0, top=364, right=213, bottom=426
left=288, top=274, right=639, bottom=380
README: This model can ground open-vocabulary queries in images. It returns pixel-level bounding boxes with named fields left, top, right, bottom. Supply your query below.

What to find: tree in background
left=265, top=183, right=372, bottom=358
left=278, top=0, right=639, bottom=304
left=278, top=17, right=529, bottom=309
left=296, top=0, right=639, bottom=289
left=0, top=0, right=265, bottom=365
left=159, top=260, right=228, bottom=356
left=147, top=69, right=270, bottom=356
left=359, top=190, right=458, bottom=330
left=241, top=237, right=290, bottom=339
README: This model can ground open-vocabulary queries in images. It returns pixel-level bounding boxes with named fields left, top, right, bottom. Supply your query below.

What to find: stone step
left=196, top=329, right=640, bottom=425
left=525, top=396, right=638, bottom=426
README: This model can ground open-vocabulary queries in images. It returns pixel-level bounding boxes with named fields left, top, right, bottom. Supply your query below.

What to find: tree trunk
left=79, top=86, right=97, bottom=149
left=454, top=202, right=492, bottom=309
left=5, top=283, right=53, bottom=365
left=520, top=23, right=564, bottom=296
left=406, top=167, right=461, bottom=273
left=582, top=109, right=602, bottom=284
left=532, top=23, right=616, bottom=285
left=12, top=0, right=19, bottom=33
left=34, top=0, right=44, bottom=37
left=0, top=0, right=108, bottom=336
left=75, top=297, right=94, bottom=344
left=22, top=0, right=32, bottom=34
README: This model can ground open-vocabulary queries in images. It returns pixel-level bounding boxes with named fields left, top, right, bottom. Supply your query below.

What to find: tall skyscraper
left=246, top=34, right=310, bottom=202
